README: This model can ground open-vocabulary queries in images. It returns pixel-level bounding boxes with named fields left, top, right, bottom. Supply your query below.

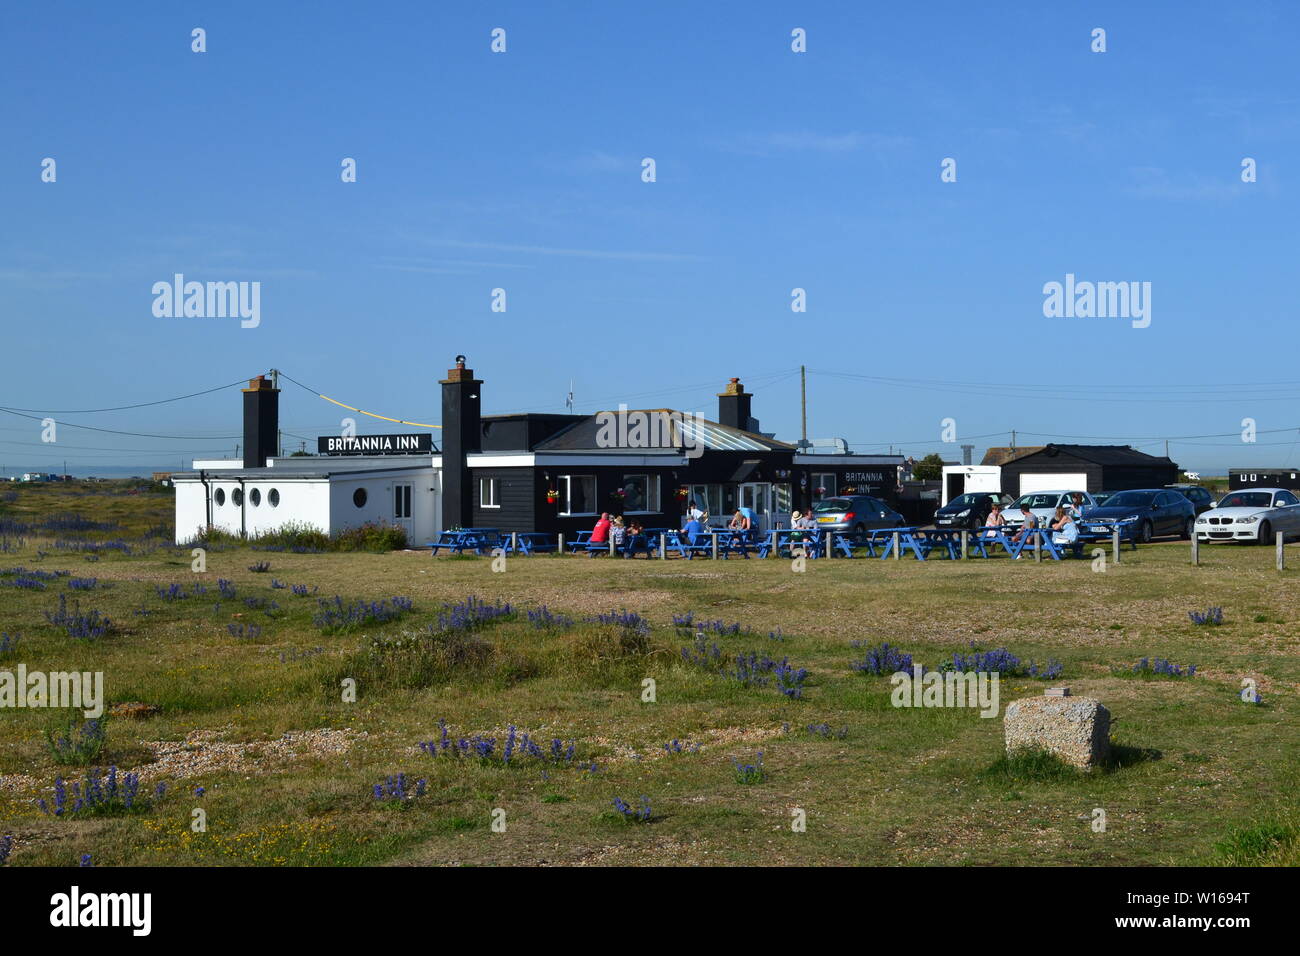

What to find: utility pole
left=1010, top=429, right=1016, bottom=450
left=1165, top=439, right=1170, bottom=458
left=799, top=365, right=808, bottom=451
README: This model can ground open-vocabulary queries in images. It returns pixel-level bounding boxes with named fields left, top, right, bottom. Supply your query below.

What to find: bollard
left=609, top=535, right=615, bottom=556
left=711, top=532, right=719, bottom=560
left=511, top=532, right=518, bottom=554
left=558, top=532, right=565, bottom=555
left=892, top=531, right=900, bottom=561
left=1191, top=531, right=1199, bottom=566
left=770, top=530, right=777, bottom=558
left=960, top=530, right=968, bottom=559
left=1112, top=528, right=1120, bottom=565
left=825, top=531, right=831, bottom=559
left=1034, top=534, right=1042, bottom=563
left=1277, top=532, right=1285, bottom=571
left=659, top=533, right=667, bottom=560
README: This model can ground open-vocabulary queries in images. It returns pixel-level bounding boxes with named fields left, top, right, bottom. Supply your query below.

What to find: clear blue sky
left=4, top=1, right=1299, bottom=474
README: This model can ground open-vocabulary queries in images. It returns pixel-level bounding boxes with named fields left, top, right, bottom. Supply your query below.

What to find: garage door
left=1020, top=473, right=1087, bottom=494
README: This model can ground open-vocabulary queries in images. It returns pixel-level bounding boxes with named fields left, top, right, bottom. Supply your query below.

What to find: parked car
left=811, top=495, right=906, bottom=540
left=1002, top=490, right=1096, bottom=529
left=1166, top=483, right=1215, bottom=516
left=932, top=492, right=1014, bottom=530
left=1091, top=491, right=1117, bottom=507
left=1081, top=488, right=1196, bottom=543
left=1195, top=488, right=1300, bottom=545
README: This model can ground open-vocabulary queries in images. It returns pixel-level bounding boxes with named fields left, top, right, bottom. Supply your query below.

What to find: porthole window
left=268, top=488, right=280, bottom=508
left=214, top=488, right=226, bottom=506
left=250, top=488, right=262, bottom=507
left=232, top=488, right=244, bottom=507
left=353, top=488, right=368, bottom=508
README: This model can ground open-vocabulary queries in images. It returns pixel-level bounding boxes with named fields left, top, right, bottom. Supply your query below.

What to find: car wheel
left=1180, top=518, right=1193, bottom=540
left=1138, top=520, right=1153, bottom=544
left=1258, top=521, right=1273, bottom=546
left=852, top=522, right=866, bottom=544
left=973, top=513, right=987, bottom=530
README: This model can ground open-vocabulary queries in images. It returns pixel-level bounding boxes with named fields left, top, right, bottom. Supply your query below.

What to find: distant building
left=998, top=444, right=1178, bottom=495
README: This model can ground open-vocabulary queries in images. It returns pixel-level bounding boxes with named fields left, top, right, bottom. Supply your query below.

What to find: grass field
left=1, top=480, right=1297, bottom=867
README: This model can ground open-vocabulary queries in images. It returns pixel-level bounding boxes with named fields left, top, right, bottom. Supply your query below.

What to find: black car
left=1166, top=484, right=1215, bottom=516
left=932, top=492, right=1013, bottom=530
left=1078, top=488, right=1196, bottom=543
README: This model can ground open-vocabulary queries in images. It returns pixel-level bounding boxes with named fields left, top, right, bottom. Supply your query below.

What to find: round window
left=353, top=488, right=367, bottom=508
left=250, top=488, right=261, bottom=507
left=268, top=488, right=280, bottom=508
left=232, top=488, right=244, bottom=506
left=214, top=488, right=226, bottom=506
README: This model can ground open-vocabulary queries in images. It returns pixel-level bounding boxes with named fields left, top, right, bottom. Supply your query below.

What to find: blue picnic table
left=427, top=528, right=503, bottom=555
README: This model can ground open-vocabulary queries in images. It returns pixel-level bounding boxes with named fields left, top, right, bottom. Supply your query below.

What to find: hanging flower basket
left=545, top=488, right=559, bottom=504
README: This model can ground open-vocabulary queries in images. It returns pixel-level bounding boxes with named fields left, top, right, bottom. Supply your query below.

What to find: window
left=214, top=488, right=226, bottom=507
left=1275, top=491, right=1299, bottom=507
left=250, top=488, right=261, bottom=507
left=479, top=477, right=500, bottom=508
left=689, top=484, right=724, bottom=517
left=813, top=473, right=836, bottom=499
left=773, top=483, right=792, bottom=514
left=621, top=475, right=659, bottom=512
left=268, top=488, right=280, bottom=508
left=559, top=475, right=596, bottom=515
left=231, top=488, right=244, bottom=506
left=353, top=488, right=368, bottom=508
left=394, top=484, right=412, bottom=518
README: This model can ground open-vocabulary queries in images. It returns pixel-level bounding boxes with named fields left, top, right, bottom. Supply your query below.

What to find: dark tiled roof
left=1006, top=444, right=1177, bottom=467
left=981, top=446, right=1044, bottom=466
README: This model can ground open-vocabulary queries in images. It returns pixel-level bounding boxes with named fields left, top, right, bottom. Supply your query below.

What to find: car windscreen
left=1104, top=491, right=1156, bottom=508
left=1012, top=494, right=1058, bottom=509
left=946, top=494, right=981, bottom=508
left=813, top=498, right=852, bottom=513
left=1218, top=493, right=1272, bottom=509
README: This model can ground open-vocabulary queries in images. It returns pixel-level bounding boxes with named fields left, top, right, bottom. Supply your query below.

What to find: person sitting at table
left=681, top=513, right=705, bottom=545
left=625, top=519, right=646, bottom=557
left=985, top=501, right=1006, bottom=536
left=1011, top=505, right=1038, bottom=549
left=739, top=504, right=759, bottom=534
left=729, top=509, right=750, bottom=532
left=589, top=512, right=611, bottom=557
left=1067, top=492, right=1089, bottom=518
left=686, top=499, right=704, bottom=523
left=610, top=516, right=627, bottom=552
left=1050, top=506, right=1080, bottom=551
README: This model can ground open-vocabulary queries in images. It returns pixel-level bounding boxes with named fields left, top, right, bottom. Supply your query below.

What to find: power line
left=0, top=377, right=251, bottom=414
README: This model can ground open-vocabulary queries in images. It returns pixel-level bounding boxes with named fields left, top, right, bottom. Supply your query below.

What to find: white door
left=739, top=482, right=771, bottom=520
left=393, top=483, right=413, bottom=536
left=1020, top=473, right=1087, bottom=494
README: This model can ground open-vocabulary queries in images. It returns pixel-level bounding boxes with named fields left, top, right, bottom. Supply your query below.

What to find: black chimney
left=242, top=374, right=279, bottom=468
left=717, top=377, right=753, bottom=431
left=440, top=355, right=482, bottom=530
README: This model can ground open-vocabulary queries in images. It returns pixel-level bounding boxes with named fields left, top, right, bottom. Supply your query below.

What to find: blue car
left=1077, top=488, right=1196, bottom=543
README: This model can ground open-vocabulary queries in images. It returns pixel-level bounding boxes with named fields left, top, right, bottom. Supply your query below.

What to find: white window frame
left=559, top=475, right=597, bottom=516
left=621, top=474, right=660, bottom=513
left=479, top=476, right=500, bottom=509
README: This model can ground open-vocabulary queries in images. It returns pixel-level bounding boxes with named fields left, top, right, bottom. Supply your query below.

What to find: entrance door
left=393, top=483, right=413, bottom=536
left=739, top=482, right=771, bottom=525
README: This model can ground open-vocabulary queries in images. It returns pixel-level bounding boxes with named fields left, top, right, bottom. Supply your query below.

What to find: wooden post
left=711, top=532, right=719, bottom=560
left=1191, top=531, right=1199, bottom=566
left=659, top=533, right=667, bottom=560
left=1112, top=528, right=1120, bottom=564
left=511, top=532, right=518, bottom=554
left=892, top=531, right=900, bottom=561
left=769, top=530, right=777, bottom=558
left=609, top=535, right=615, bottom=556
left=1277, top=532, right=1285, bottom=571
left=824, top=531, right=831, bottom=558
left=1034, top=534, right=1042, bottom=563
left=960, top=530, right=968, bottom=559
left=557, top=532, right=564, bottom=554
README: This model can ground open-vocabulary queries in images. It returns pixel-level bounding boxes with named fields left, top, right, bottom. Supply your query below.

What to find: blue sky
left=4, top=1, right=1300, bottom=474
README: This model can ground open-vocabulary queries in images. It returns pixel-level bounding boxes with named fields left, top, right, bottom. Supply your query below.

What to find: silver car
left=1002, top=490, right=1096, bottom=529
left=811, top=495, right=906, bottom=540
left=1195, top=487, right=1300, bottom=544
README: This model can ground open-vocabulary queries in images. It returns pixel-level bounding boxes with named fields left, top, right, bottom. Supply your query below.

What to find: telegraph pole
left=799, top=365, right=808, bottom=451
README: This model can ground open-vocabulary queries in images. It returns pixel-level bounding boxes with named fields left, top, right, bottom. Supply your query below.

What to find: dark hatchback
left=1166, top=484, right=1216, bottom=515
left=1078, top=488, right=1196, bottom=543
left=933, top=492, right=1013, bottom=530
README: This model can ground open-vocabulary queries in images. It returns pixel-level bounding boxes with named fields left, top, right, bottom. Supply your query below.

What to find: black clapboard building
left=447, top=367, right=903, bottom=535
left=997, top=444, right=1179, bottom=495
left=1229, top=468, right=1300, bottom=491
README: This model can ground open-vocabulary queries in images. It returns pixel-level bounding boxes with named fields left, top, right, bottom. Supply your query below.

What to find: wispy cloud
left=415, top=238, right=704, bottom=263
left=1124, top=166, right=1255, bottom=201
left=719, top=130, right=912, bottom=157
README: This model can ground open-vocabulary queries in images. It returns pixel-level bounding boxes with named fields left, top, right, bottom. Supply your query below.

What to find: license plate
left=817, top=516, right=835, bottom=523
